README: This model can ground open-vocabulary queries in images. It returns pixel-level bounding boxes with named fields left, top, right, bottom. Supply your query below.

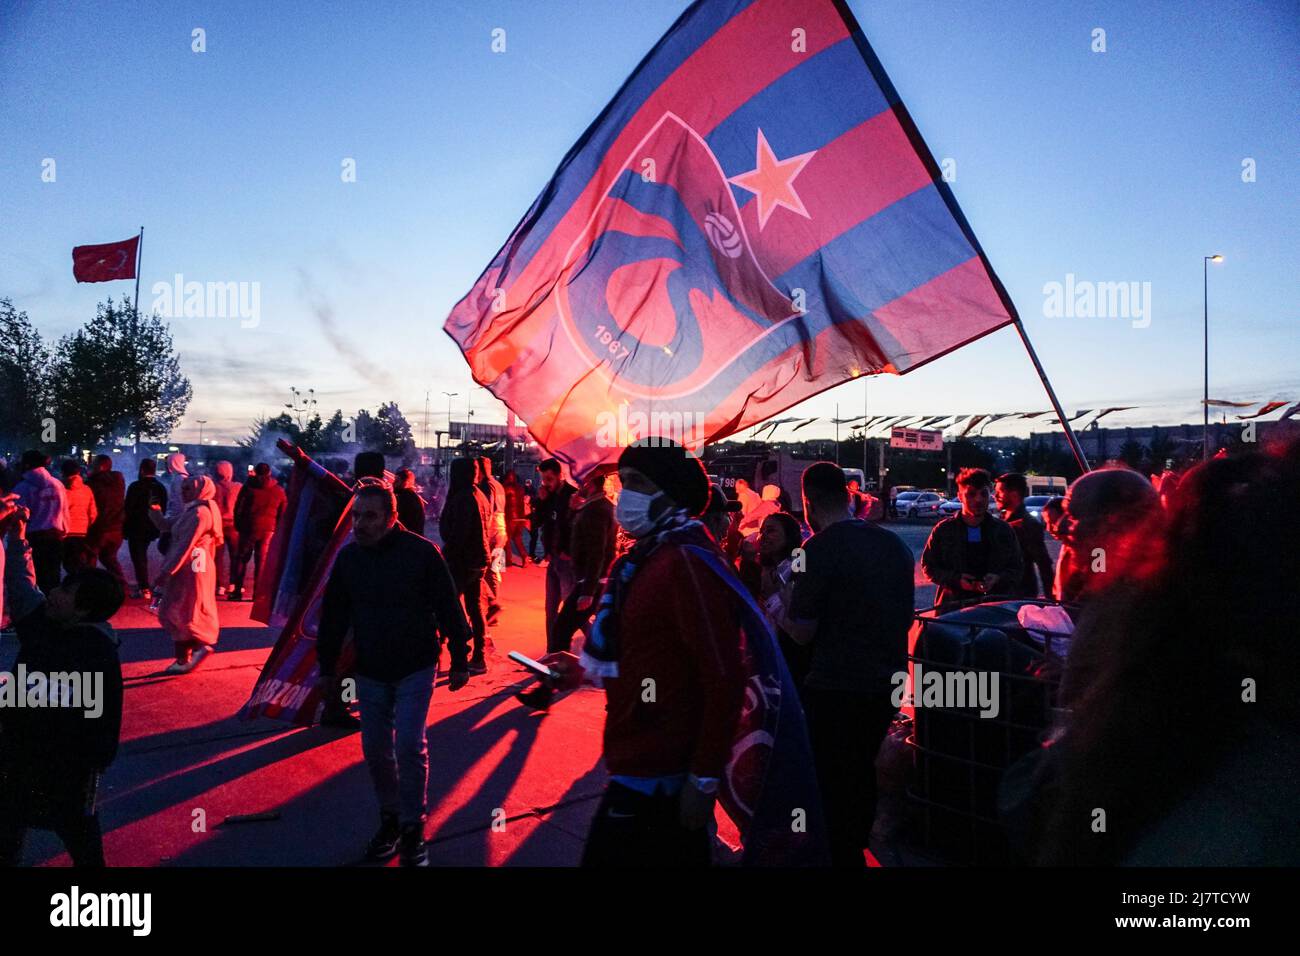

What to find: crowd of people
left=0, top=450, right=290, bottom=676
left=2, top=434, right=1295, bottom=869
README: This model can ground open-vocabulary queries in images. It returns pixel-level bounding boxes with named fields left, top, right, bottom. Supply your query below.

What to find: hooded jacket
left=438, top=458, right=491, bottom=570
left=211, top=461, right=242, bottom=526
left=123, top=474, right=167, bottom=540
left=233, top=474, right=286, bottom=538
left=87, top=468, right=126, bottom=539
left=14, top=466, right=67, bottom=534
left=160, top=453, right=190, bottom=524
left=157, top=476, right=224, bottom=646
left=63, top=474, right=99, bottom=536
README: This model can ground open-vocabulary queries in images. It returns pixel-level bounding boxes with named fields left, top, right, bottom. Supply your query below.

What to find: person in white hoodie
left=13, top=450, right=67, bottom=593
left=152, top=452, right=189, bottom=555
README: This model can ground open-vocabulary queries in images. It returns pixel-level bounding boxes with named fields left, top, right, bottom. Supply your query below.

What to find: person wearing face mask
left=0, top=501, right=124, bottom=867
left=778, top=462, right=914, bottom=867
left=921, top=467, right=1022, bottom=612
left=572, top=441, right=748, bottom=866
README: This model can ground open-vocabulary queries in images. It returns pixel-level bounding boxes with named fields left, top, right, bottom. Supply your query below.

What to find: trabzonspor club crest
left=555, top=112, right=799, bottom=394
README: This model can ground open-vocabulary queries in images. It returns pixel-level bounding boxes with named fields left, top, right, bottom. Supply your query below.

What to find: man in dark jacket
left=85, top=455, right=126, bottom=592
left=229, top=462, right=287, bottom=602
left=438, top=457, right=492, bottom=674
left=535, top=458, right=578, bottom=644
left=922, top=467, right=1022, bottom=611
left=123, top=458, right=166, bottom=601
left=548, top=470, right=617, bottom=652
left=318, top=485, right=470, bottom=867
left=0, top=502, right=124, bottom=867
left=996, top=472, right=1054, bottom=599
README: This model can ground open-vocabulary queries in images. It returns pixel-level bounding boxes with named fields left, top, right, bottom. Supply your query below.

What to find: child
left=0, top=501, right=124, bottom=866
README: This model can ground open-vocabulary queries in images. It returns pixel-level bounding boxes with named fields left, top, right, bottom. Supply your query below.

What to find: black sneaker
left=365, top=815, right=401, bottom=862
left=399, top=824, right=428, bottom=867
left=468, top=653, right=488, bottom=675
left=320, top=708, right=361, bottom=731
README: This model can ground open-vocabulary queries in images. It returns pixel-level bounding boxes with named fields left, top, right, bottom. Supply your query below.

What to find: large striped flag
left=445, top=0, right=1017, bottom=477
left=241, top=444, right=357, bottom=725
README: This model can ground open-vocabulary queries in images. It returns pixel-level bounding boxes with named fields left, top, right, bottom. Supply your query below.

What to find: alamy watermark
left=0, top=666, right=106, bottom=718
left=151, top=273, right=261, bottom=328
left=1042, top=273, right=1152, bottom=328
left=594, top=406, right=707, bottom=458
left=891, top=664, right=1000, bottom=719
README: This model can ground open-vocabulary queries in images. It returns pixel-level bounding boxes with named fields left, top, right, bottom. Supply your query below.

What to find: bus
left=1026, top=475, right=1069, bottom=497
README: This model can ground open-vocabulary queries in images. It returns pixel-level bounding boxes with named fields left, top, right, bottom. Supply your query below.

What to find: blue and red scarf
left=582, top=509, right=829, bottom=865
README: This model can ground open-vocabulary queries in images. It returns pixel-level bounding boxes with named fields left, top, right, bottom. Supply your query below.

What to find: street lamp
left=196, top=419, right=207, bottom=447
left=442, top=391, right=458, bottom=456
left=1203, top=254, right=1224, bottom=459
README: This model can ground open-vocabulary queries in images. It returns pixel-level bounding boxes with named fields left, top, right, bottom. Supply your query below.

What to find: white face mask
left=616, top=489, right=663, bottom=538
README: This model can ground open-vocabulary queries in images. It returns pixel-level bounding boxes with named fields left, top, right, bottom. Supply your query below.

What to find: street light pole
left=1203, top=254, right=1223, bottom=460
left=443, top=391, right=458, bottom=458
left=197, top=420, right=207, bottom=448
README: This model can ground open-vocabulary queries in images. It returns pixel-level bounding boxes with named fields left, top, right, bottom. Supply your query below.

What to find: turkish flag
left=72, top=235, right=138, bottom=283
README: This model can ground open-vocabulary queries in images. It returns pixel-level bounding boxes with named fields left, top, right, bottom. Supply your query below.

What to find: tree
left=320, top=409, right=350, bottom=449
left=240, top=412, right=301, bottom=451
left=354, top=402, right=414, bottom=457
left=49, top=297, right=192, bottom=449
left=1146, top=429, right=1176, bottom=472
left=1118, top=439, right=1146, bottom=470
left=0, top=298, right=52, bottom=450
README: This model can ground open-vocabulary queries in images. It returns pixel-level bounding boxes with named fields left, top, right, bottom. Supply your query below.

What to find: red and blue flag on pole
left=241, top=444, right=357, bottom=725
left=445, top=0, right=1017, bottom=477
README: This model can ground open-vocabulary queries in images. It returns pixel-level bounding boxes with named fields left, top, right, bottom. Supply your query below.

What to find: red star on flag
left=728, top=128, right=816, bottom=230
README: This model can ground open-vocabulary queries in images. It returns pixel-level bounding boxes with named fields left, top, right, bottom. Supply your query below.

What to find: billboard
left=890, top=427, right=944, bottom=451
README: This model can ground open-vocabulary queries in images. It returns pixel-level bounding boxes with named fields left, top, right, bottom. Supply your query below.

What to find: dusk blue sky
left=2, top=0, right=1296, bottom=446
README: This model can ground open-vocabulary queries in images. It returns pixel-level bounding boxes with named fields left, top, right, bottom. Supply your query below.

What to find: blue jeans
left=356, top=666, right=437, bottom=826
left=544, top=554, right=576, bottom=648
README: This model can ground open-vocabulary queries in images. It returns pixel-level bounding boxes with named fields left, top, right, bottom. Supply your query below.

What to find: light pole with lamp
left=1203, top=254, right=1223, bottom=460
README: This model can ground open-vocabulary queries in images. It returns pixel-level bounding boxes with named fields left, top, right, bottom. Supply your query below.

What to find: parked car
left=898, top=491, right=944, bottom=519
left=938, top=497, right=962, bottom=517
left=1024, top=495, right=1053, bottom=522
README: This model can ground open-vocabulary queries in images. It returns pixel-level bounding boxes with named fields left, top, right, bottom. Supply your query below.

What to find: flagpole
left=134, top=226, right=143, bottom=319
left=132, top=226, right=144, bottom=453
left=1012, top=319, right=1090, bottom=473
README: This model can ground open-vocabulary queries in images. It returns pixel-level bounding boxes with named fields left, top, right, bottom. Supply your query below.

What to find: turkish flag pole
left=133, top=226, right=143, bottom=318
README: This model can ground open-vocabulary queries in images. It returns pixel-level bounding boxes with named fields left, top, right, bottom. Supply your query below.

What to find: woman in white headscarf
left=154, top=475, right=223, bottom=674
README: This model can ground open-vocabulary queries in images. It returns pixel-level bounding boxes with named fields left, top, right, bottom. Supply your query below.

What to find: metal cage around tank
left=902, top=598, right=1077, bottom=865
